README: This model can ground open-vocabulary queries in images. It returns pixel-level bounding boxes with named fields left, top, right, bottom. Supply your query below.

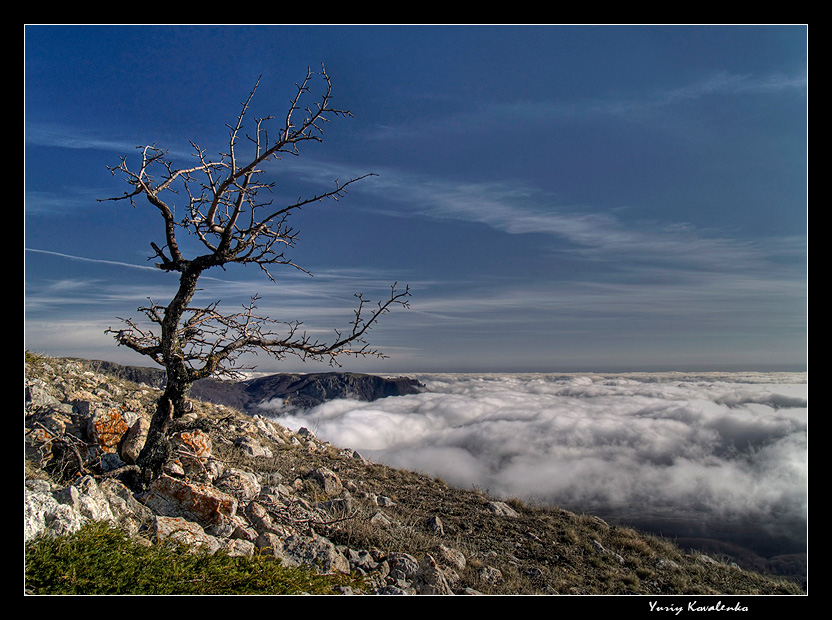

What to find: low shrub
left=25, top=521, right=364, bottom=595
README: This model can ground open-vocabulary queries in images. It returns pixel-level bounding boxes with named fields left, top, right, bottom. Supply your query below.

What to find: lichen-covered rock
left=78, top=402, right=135, bottom=454
left=166, top=428, right=216, bottom=480
left=143, top=475, right=237, bottom=525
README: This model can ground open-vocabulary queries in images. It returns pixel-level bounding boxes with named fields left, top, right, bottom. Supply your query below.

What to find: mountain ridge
left=76, top=358, right=425, bottom=412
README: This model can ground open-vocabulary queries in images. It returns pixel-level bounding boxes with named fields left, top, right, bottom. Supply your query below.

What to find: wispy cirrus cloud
left=267, top=152, right=805, bottom=285
left=355, top=168, right=802, bottom=274
left=26, top=123, right=136, bottom=152
left=364, top=70, right=807, bottom=141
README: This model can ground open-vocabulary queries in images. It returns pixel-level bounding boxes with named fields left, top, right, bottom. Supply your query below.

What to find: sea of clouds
left=262, top=372, right=807, bottom=556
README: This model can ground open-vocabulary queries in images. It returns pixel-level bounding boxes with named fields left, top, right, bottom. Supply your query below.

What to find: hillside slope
left=24, top=354, right=805, bottom=596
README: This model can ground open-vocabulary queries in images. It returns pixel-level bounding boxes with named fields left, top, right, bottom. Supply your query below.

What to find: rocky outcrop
left=23, top=357, right=468, bottom=595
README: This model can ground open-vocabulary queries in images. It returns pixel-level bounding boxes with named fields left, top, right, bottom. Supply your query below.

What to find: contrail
left=24, top=248, right=158, bottom=271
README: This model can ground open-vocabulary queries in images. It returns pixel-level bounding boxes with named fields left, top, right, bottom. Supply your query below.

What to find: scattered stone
left=387, top=552, right=421, bottom=581
left=282, top=534, right=351, bottom=574
left=413, top=553, right=454, bottom=595
left=477, top=565, right=504, bottom=586
left=215, top=468, right=262, bottom=503
left=487, top=501, right=519, bottom=517
left=432, top=543, right=466, bottom=571
left=426, top=515, right=444, bottom=535
left=235, top=435, right=273, bottom=458
left=304, top=467, right=343, bottom=497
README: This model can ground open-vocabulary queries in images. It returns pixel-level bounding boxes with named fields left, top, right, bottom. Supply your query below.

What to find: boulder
left=54, top=475, right=115, bottom=523
left=143, top=475, right=237, bottom=525
left=78, top=402, right=133, bottom=454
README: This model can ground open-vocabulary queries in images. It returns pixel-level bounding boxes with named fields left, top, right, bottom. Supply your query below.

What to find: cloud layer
left=267, top=372, right=807, bottom=554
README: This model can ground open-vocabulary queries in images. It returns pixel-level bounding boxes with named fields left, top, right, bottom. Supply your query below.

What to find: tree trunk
left=136, top=265, right=202, bottom=485
left=136, top=376, right=193, bottom=484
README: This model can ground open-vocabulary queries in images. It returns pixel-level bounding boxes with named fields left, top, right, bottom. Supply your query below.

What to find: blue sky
left=24, top=25, right=807, bottom=373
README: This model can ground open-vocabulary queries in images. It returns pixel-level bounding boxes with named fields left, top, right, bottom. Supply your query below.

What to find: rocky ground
left=24, top=353, right=805, bottom=596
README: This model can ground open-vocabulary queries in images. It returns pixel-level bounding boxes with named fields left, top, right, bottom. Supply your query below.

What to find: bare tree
left=100, top=65, right=409, bottom=484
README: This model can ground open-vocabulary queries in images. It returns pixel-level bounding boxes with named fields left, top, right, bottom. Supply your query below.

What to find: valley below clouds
left=266, top=371, right=807, bottom=561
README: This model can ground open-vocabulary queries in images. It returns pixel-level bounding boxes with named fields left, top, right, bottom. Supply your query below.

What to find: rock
left=487, top=501, right=519, bottom=517
left=387, top=552, right=420, bottom=581
left=413, top=553, right=454, bottom=595
left=215, top=468, right=262, bottom=503
left=305, top=467, right=343, bottom=497
left=370, top=511, right=393, bottom=527
left=22, top=355, right=811, bottom=596
left=54, top=475, right=115, bottom=523
left=143, top=475, right=238, bottom=525
left=170, top=429, right=214, bottom=479
left=24, top=481, right=86, bottom=541
left=426, top=515, right=444, bottom=535
left=119, top=417, right=149, bottom=464
left=432, top=543, right=466, bottom=571
left=282, top=534, right=351, bottom=574
left=220, top=537, right=256, bottom=557
left=81, top=402, right=132, bottom=454
left=152, top=515, right=221, bottom=553
left=477, top=565, right=504, bottom=586
left=234, top=435, right=272, bottom=458
left=99, top=478, right=154, bottom=534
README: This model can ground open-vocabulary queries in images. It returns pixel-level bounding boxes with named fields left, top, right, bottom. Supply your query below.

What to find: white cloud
left=274, top=372, right=807, bottom=552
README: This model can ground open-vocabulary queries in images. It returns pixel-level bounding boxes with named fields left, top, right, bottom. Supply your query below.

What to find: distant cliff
left=191, top=372, right=425, bottom=412
left=76, top=359, right=424, bottom=413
